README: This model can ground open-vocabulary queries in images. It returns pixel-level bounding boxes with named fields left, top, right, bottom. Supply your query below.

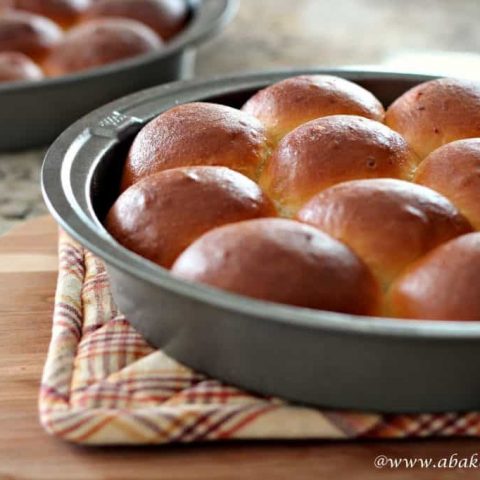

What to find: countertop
left=2, top=0, right=480, bottom=234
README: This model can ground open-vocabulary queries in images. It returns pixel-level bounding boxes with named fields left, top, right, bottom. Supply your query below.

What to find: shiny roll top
left=260, top=115, right=419, bottom=214
left=0, top=51, right=43, bottom=81
left=122, top=102, right=272, bottom=190
left=107, top=167, right=275, bottom=268
left=389, top=233, right=480, bottom=321
left=0, top=10, right=63, bottom=62
left=82, top=0, right=188, bottom=40
left=44, top=18, right=162, bottom=75
left=171, top=218, right=381, bottom=315
left=296, top=178, right=472, bottom=289
left=241, top=74, right=385, bottom=144
left=386, top=77, right=480, bottom=159
left=6, top=0, right=91, bottom=28
left=414, top=139, right=480, bottom=230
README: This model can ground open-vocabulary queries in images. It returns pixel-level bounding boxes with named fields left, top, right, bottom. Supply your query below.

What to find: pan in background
left=42, top=68, right=480, bottom=413
left=0, top=0, right=237, bottom=151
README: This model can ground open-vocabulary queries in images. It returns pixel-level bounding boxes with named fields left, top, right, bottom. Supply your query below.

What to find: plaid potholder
left=38, top=232, right=480, bottom=444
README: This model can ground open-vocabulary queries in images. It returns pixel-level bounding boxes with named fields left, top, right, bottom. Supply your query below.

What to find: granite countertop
left=2, top=0, right=480, bottom=234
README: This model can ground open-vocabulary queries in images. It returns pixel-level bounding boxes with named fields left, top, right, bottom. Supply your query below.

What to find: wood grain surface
left=1, top=215, right=480, bottom=480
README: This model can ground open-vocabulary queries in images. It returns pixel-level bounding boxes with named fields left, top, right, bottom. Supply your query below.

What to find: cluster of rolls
left=0, top=0, right=188, bottom=84
left=106, top=74, right=480, bottom=321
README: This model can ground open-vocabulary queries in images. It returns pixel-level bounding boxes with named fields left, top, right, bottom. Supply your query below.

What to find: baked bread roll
left=414, top=139, right=480, bottom=230
left=242, top=75, right=385, bottom=144
left=388, top=233, right=480, bottom=320
left=44, top=18, right=162, bottom=75
left=171, top=218, right=380, bottom=315
left=83, top=0, right=188, bottom=40
left=106, top=166, right=275, bottom=268
left=0, top=51, right=43, bottom=82
left=296, top=178, right=472, bottom=287
left=261, top=115, right=418, bottom=214
left=122, top=102, right=271, bottom=190
left=385, top=77, right=480, bottom=159
left=0, top=10, right=63, bottom=62
left=6, top=0, right=91, bottom=28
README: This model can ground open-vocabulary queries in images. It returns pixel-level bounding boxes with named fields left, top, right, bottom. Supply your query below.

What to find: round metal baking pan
left=0, top=0, right=237, bottom=151
left=42, top=68, right=480, bottom=413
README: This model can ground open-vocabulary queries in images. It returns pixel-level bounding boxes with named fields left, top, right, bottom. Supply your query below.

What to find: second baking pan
left=0, top=0, right=237, bottom=151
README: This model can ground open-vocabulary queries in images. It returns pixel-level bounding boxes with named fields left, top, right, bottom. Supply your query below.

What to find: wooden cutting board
left=1, top=215, right=480, bottom=480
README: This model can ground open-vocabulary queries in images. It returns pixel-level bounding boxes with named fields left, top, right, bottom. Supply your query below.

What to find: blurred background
left=2, top=0, right=480, bottom=234
left=196, top=0, right=480, bottom=76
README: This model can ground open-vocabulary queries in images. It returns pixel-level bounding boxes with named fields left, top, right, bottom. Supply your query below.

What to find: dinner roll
left=389, top=233, right=480, bottom=320
left=0, top=51, right=43, bottom=83
left=414, top=139, right=480, bottom=230
left=0, top=10, right=63, bottom=62
left=44, top=18, right=162, bottom=76
left=385, top=77, right=480, bottom=159
left=6, top=0, right=91, bottom=28
left=171, top=218, right=380, bottom=315
left=261, top=115, right=418, bottom=214
left=106, top=167, right=276, bottom=268
left=122, top=102, right=272, bottom=190
left=297, top=179, right=472, bottom=287
left=242, top=75, right=385, bottom=144
left=83, top=0, right=188, bottom=40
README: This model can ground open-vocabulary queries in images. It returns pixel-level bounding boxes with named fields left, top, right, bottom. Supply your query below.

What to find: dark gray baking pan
left=42, top=68, right=480, bottom=413
left=0, top=0, right=237, bottom=151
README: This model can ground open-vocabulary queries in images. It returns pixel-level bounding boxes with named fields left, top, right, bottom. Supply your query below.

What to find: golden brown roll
left=0, top=51, right=43, bottom=83
left=44, top=18, right=162, bottom=76
left=171, top=218, right=380, bottom=315
left=0, top=10, right=63, bottom=63
left=414, top=139, right=480, bottom=230
left=83, top=0, right=188, bottom=40
left=388, top=233, right=480, bottom=320
left=106, top=166, right=276, bottom=268
left=242, top=75, right=385, bottom=144
left=261, top=115, right=419, bottom=214
left=122, top=102, right=272, bottom=190
left=385, top=77, right=480, bottom=159
left=6, top=0, right=91, bottom=28
left=296, top=178, right=472, bottom=288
